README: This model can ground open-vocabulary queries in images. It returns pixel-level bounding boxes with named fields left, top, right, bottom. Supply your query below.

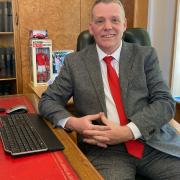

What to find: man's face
left=89, top=2, right=127, bottom=54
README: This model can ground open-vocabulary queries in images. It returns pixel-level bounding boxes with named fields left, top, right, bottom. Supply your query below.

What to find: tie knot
left=103, top=56, right=113, bottom=64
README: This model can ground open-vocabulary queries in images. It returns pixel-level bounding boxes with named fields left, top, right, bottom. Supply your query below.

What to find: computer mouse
left=0, top=107, right=6, bottom=112
left=6, top=105, right=28, bottom=114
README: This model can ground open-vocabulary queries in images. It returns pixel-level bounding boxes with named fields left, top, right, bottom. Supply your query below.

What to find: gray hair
left=91, top=0, right=126, bottom=19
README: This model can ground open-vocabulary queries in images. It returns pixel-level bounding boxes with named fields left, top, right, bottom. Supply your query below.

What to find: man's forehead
left=93, top=15, right=121, bottom=19
left=92, top=4, right=121, bottom=15
left=92, top=10, right=122, bottom=19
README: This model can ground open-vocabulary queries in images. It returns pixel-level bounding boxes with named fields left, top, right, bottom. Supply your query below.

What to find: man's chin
left=99, top=45, right=117, bottom=54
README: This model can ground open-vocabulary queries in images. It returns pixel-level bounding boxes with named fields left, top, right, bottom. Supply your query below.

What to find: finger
left=83, top=138, right=108, bottom=148
left=100, top=112, right=113, bottom=126
left=86, top=113, right=101, bottom=121
left=83, top=138, right=97, bottom=145
left=99, top=112, right=110, bottom=125
left=82, top=134, right=91, bottom=138
left=93, top=135, right=110, bottom=142
left=82, top=131, right=110, bottom=143
left=91, top=125, right=111, bottom=131
left=83, top=129, right=107, bottom=136
left=96, top=142, right=108, bottom=148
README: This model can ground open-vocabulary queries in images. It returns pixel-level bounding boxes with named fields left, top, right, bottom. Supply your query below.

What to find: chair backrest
left=76, top=28, right=151, bottom=51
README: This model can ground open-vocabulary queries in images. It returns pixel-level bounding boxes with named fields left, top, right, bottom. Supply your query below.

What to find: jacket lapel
left=82, top=45, right=107, bottom=114
left=80, top=42, right=133, bottom=115
left=119, top=42, right=134, bottom=113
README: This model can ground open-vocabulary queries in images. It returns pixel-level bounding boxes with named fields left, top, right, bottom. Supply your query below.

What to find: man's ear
left=88, top=23, right=93, bottom=35
left=123, top=18, right=127, bottom=32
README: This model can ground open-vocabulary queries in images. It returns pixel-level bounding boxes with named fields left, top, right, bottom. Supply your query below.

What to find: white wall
left=147, top=0, right=176, bottom=86
left=171, top=0, right=180, bottom=96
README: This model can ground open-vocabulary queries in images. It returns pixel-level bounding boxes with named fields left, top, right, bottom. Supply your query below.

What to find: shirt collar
left=96, top=40, right=122, bottom=62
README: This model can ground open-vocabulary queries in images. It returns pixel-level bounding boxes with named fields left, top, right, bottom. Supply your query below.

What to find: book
left=5, top=47, right=11, bottom=76
left=7, top=2, right=13, bottom=32
left=0, top=3, right=4, bottom=32
left=11, top=47, right=16, bottom=76
left=4, top=47, right=15, bottom=77
left=0, top=2, right=13, bottom=32
left=3, top=2, right=8, bottom=32
left=0, top=48, right=6, bottom=77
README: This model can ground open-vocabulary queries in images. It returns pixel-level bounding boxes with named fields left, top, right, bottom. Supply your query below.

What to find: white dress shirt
left=96, top=42, right=142, bottom=139
left=58, top=42, right=142, bottom=139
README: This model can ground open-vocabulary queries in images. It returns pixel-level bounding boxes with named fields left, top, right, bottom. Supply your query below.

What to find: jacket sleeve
left=128, top=47, right=176, bottom=141
left=38, top=57, right=73, bottom=126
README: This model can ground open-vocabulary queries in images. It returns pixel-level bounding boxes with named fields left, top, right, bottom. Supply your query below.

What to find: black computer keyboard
left=0, top=114, right=48, bottom=156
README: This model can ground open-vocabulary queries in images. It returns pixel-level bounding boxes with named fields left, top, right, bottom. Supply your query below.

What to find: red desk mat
left=0, top=95, right=79, bottom=180
left=0, top=142, right=79, bottom=180
left=0, top=95, right=36, bottom=115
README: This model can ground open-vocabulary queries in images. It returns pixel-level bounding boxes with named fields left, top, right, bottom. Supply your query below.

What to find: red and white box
left=29, top=30, right=48, bottom=39
left=30, top=39, right=53, bottom=86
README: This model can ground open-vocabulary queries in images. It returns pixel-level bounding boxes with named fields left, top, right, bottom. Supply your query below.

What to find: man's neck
left=96, top=41, right=122, bottom=55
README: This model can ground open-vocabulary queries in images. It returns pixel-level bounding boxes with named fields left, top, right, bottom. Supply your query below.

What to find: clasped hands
left=65, top=112, right=134, bottom=148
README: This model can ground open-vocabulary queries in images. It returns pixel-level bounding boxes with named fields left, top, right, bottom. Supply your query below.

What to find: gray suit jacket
left=39, top=42, right=180, bottom=157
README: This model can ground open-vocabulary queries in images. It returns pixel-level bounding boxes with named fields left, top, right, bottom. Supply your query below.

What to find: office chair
left=77, top=28, right=151, bottom=51
left=76, top=28, right=151, bottom=180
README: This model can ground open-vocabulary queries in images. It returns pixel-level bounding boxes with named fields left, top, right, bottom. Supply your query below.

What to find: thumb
left=99, top=112, right=111, bottom=126
left=86, top=113, right=101, bottom=122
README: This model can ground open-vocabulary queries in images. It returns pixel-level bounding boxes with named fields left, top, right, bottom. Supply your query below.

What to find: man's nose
left=104, top=20, right=112, bottom=30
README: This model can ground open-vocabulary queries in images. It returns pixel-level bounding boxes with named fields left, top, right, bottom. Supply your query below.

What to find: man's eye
left=94, top=19, right=104, bottom=24
left=111, top=18, right=120, bottom=24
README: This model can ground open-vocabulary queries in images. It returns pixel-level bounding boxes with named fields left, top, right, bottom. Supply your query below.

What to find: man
left=39, top=0, right=180, bottom=179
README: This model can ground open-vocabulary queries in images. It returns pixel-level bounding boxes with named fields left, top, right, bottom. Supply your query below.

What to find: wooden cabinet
left=0, top=0, right=22, bottom=95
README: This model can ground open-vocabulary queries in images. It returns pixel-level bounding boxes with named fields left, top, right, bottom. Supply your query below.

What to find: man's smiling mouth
left=102, top=34, right=115, bottom=38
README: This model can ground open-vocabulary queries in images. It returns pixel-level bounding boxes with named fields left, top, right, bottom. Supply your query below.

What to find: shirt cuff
left=57, top=117, right=69, bottom=128
left=127, top=122, right=142, bottom=139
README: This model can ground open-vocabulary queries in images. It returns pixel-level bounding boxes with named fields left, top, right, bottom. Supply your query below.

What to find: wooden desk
left=29, top=84, right=73, bottom=105
left=24, top=94, right=103, bottom=180
left=29, top=84, right=48, bottom=98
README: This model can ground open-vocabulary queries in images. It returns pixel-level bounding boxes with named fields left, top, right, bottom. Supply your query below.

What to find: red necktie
left=103, top=56, right=144, bottom=159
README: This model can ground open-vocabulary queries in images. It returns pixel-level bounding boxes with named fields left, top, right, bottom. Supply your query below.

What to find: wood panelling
left=120, top=0, right=135, bottom=28
left=134, top=0, right=148, bottom=28
left=121, top=0, right=148, bottom=29
left=12, top=0, right=23, bottom=93
left=17, top=0, right=80, bottom=92
left=80, top=0, right=94, bottom=31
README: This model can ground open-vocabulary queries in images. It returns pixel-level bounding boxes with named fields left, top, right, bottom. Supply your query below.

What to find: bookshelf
left=0, top=0, right=22, bottom=95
